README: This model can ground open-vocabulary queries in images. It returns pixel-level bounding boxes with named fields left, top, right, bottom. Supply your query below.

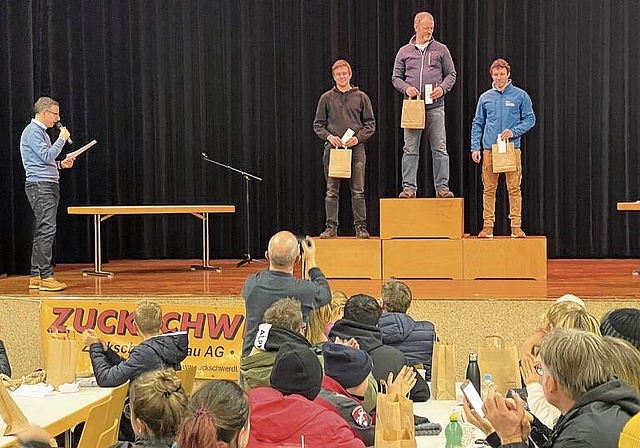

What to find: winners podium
left=311, top=198, right=546, bottom=280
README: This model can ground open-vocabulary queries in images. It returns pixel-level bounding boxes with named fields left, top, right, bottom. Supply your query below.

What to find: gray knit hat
left=600, top=308, right=640, bottom=351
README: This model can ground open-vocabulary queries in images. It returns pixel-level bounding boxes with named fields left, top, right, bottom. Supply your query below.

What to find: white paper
left=12, top=383, right=54, bottom=398
left=341, top=128, right=355, bottom=145
left=497, top=136, right=507, bottom=154
left=64, top=139, right=97, bottom=160
left=424, top=84, right=433, bottom=104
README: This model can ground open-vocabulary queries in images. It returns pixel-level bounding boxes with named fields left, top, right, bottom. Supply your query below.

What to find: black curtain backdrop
left=2, top=0, right=640, bottom=275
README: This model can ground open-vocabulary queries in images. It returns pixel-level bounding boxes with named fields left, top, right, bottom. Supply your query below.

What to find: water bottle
left=444, top=413, right=463, bottom=448
left=481, top=373, right=495, bottom=400
left=465, top=352, right=481, bottom=394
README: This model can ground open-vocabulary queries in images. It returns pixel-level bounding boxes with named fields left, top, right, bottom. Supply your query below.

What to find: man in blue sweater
left=392, top=11, right=457, bottom=199
left=471, top=59, right=536, bottom=238
left=20, top=97, right=74, bottom=291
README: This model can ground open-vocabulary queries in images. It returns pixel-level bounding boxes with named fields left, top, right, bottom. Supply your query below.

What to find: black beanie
left=322, top=342, right=373, bottom=389
left=270, top=342, right=323, bottom=400
left=600, top=308, right=640, bottom=352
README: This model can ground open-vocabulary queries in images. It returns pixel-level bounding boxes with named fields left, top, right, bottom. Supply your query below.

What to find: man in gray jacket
left=392, top=12, right=457, bottom=199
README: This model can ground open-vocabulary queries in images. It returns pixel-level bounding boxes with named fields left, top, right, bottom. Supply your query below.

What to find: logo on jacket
left=351, top=406, right=372, bottom=428
left=254, top=323, right=272, bottom=350
left=505, top=100, right=515, bottom=107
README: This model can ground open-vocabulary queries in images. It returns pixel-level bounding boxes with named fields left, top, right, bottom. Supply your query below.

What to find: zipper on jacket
left=419, top=49, right=425, bottom=98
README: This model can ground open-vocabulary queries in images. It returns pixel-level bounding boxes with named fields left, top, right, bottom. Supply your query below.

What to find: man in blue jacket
left=471, top=59, right=536, bottom=238
left=392, top=11, right=457, bottom=199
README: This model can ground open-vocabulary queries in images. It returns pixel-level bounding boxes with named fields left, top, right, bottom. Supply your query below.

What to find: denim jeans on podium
left=25, top=181, right=60, bottom=279
left=401, top=105, right=450, bottom=193
left=322, top=143, right=366, bottom=228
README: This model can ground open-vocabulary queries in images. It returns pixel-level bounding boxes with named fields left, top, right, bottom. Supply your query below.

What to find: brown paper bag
left=477, top=335, right=522, bottom=394
left=45, top=331, right=80, bottom=390
left=400, top=98, right=425, bottom=129
left=491, top=142, right=517, bottom=173
left=374, top=381, right=416, bottom=448
left=430, top=342, right=456, bottom=400
left=328, top=147, right=352, bottom=178
left=0, top=381, right=29, bottom=435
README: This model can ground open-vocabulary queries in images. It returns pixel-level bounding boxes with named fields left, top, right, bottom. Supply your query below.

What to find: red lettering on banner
left=180, top=313, right=205, bottom=338
left=96, top=309, right=118, bottom=334
left=207, top=314, right=245, bottom=340
left=73, top=308, right=97, bottom=332
left=163, top=312, right=181, bottom=332
left=49, top=307, right=73, bottom=331
left=117, top=309, right=137, bottom=336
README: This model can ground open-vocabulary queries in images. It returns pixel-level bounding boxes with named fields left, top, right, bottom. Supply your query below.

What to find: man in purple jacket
left=392, top=12, right=457, bottom=199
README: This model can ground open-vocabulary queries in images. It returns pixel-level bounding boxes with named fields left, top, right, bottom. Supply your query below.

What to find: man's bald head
left=414, top=11, right=434, bottom=25
left=267, top=231, right=299, bottom=269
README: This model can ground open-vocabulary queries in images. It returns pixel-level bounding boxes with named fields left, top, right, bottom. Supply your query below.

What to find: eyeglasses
left=44, top=109, right=60, bottom=116
left=534, top=365, right=544, bottom=376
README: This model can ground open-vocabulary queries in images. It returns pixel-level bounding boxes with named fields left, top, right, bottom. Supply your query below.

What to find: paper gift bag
left=45, top=331, right=80, bottom=390
left=477, top=335, right=522, bottom=394
left=430, top=342, right=456, bottom=400
left=0, top=381, right=29, bottom=435
left=400, top=98, right=425, bottom=129
left=491, top=141, right=517, bottom=173
left=374, top=381, right=416, bottom=448
left=328, top=147, right=352, bottom=178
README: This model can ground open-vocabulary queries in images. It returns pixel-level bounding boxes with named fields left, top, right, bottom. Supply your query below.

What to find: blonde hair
left=330, top=291, right=348, bottom=321
left=540, top=329, right=612, bottom=401
left=130, top=369, right=189, bottom=444
left=134, top=301, right=163, bottom=334
left=544, top=301, right=584, bottom=330
left=554, top=308, right=601, bottom=335
left=602, top=336, right=640, bottom=394
left=308, top=304, right=332, bottom=345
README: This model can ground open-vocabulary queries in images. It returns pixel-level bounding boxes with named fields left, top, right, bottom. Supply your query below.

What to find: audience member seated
left=329, top=294, right=430, bottom=402
left=247, top=343, right=365, bottom=447
left=240, top=297, right=311, bottom=391
left=176, top=379, right=250, bottom=448
left=602, top=336, right=640, bottom=394
left=112, top=369, right=189, bottom=447
left=82, top=300, right=188, bottom=387
left=600, top=307, right=640, bottom=352
left=242, top=231, right=331, bottom=357
left=520, top=306, right=601, bottom=428
left=308, top=302, right=332, bottom=346
left=378, top=278, right=436, bottom=379
left=0, top=325, right=11, bottom=377
left=478, top=329, right=640, bottom=448
left=323, top=290, right=349, bottom=338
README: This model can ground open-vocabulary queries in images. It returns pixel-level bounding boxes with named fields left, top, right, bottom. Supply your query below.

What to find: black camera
left=297, top=235, right=311, bottom=255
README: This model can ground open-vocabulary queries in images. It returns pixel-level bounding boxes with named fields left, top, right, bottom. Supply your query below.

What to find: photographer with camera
left=241, top=231, right=331, bottom=357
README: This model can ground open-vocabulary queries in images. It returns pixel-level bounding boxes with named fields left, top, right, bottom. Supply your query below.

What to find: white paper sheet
left=425, top=84, right=433, bottom=104
left=64, top=139, right=97, bottom=160
left=341, top=128, right=355, bottom=145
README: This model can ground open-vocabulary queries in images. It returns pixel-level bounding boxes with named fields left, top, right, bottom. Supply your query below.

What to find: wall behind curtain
left=2, top=0, right=639, bottom=275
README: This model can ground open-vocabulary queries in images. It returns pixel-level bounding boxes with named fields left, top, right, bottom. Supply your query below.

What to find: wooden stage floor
left=1, top=258, right=640, bottom=301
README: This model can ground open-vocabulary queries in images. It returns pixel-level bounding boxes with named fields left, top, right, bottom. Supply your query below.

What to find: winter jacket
left=89, top=332, right=188, bottom=387
left=0, top=340, right=11, bottom=377
left=247, top=387, right=365, bottom=448
left=378, top=312, right=435, bottom=380
left=392, top=35, right=457, bottom=109
left=240, top=324, right=312, bottom=391
left=242, top=267, right=331, bottom=356
left=329, top=318, right=430, bottom=402
left=498, top=379, right=640, bottom=448
left=470, top=81, right=536, bottom=151
left=317, top=375, right=375, bottom=446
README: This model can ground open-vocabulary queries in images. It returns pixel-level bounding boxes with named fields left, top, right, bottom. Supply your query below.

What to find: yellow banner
left=39, top=300, right=245, bottom=380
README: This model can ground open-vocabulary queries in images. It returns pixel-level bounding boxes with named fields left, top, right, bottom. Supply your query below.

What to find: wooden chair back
left=77, top=396, right=112, bottom=448
left=96, top=418, right=119, bottom=448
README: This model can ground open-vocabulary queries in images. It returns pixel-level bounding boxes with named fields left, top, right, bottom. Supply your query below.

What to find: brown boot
left=355, top=226, right=370, bottom=239
left=478, top=227, right=494, bottom=238
left=319, top=227, right=337, bottom=239
left=437, top=188, right=454, bottom=198
left=39, top=277, right=67, bottom=291
left=511, top=227, right=526, bottom=238
left=29, top=276, right=41, bottom=289
left=398, top=188, right=416, bottom=198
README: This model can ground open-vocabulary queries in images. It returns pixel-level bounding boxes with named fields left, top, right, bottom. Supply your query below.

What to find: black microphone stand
left=201, top=153, right=263, bottom=267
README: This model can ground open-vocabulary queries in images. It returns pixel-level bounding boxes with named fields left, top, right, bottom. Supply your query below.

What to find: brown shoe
left=511, top=227, right=526, bottom=238
left=437, top=188, right=454, bottom=198
left=355, top=226, right=370, bottom=239
left=478, top=227, right=494, bottom=238
left=29, top=276, right=41, bottom=289
left=39, top=277, right=67, bottom=291
left=319, top=227, right=337, bottom=239
left=398, top=188, right=416, bottom=198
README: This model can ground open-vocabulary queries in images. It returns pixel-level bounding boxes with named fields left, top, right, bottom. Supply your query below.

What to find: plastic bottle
left=444, top=413, right=463, bottom=448
left=465, top=352, right=481, bottom=394
left=481, top=373, right=495, bottom=400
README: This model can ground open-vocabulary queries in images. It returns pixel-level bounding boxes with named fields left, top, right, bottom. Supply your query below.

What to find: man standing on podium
left=20, top=97, right=74, bottom=291
left=313, top=59, right=376, bottom=239
left=471, top=58, right=536, bottom=238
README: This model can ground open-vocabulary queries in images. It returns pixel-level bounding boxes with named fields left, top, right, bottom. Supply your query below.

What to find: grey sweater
left=313, top=86, right=376, bottom=145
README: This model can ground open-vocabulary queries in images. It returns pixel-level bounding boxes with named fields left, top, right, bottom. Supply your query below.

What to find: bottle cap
left=449, top=413, right=458, bottom=422
left=484, top=373, right=493, bottom=380
left=469, top=352, right=478, bottom=362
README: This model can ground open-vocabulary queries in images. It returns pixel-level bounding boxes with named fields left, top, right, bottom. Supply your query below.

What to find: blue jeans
left=401, top=105, right=450, bottom=193
left=322, top=143, right=366, bottom=228
left=25, top=181, right=60, bottom=279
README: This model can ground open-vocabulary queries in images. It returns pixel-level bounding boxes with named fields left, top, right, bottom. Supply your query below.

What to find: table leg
left=191, top=212, right=221, bottom=272
left=83, top=214, right=113, bottom=277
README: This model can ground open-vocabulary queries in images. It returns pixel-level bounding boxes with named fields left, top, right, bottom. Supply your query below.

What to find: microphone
left=55, top=122, right=73, bottom=144
left=202, top=152, right=209, bottom=159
